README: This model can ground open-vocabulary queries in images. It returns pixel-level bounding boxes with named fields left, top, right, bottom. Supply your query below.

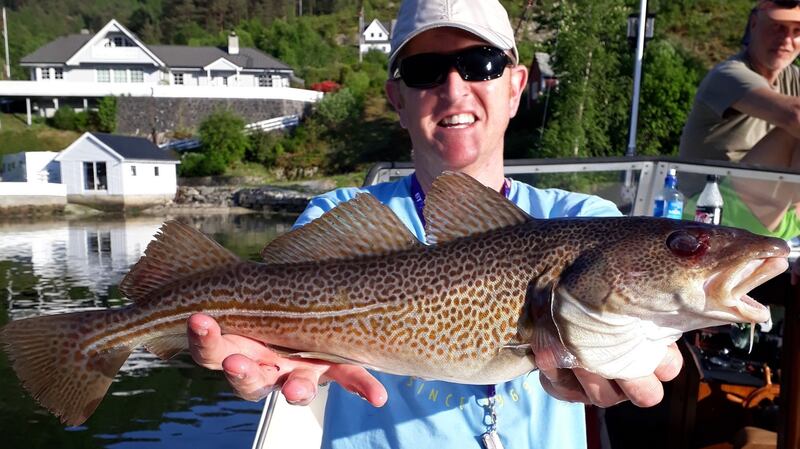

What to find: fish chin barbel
left=0, top=172, right=790, bottom=426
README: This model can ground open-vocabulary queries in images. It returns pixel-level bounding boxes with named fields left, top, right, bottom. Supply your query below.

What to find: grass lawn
left=0, top=113, right=80, bottom=156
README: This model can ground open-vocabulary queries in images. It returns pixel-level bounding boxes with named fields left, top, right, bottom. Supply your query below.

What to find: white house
left=0, top=19, right=322, bottom=125
left=359, top=19, right=393, bottom=55
left=0, top=151, right=66, bottom=212
left=0, top=151, right=61, bottom=183
left=56, top=132, right=179, bottom=209
left=22, top=21, right=293, bottom=90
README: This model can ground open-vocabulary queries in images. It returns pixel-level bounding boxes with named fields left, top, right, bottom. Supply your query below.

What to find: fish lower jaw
left=729, top=294, right=771, bottom=324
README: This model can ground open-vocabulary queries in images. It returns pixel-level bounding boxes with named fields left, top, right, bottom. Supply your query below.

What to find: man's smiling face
left=386, top=28, right=527, bottom=182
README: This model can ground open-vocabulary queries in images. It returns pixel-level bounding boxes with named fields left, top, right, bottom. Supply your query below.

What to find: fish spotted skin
left=0, top=172, right=789, bottom=426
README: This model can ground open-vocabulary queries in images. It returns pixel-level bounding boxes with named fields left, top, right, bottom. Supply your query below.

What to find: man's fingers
left=326, top=364, right=388, bottom=407
left=573, top=368, right=626, bottom=407
left=222, top=354, right=281, bottom=402
left=653, top=343, right=683, bottom=382
left=281, top=368, right=324, bottom=405
left=538, top=367, right=588, bottom=403
left=616, top=375, right=664, bottom=408
left=188, top=313, right=225, bottom=369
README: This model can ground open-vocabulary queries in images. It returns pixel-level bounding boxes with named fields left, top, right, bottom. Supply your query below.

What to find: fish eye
left=666, top=230, right=709, bottom=258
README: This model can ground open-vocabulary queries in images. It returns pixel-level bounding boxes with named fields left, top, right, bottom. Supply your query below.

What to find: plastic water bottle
left=694, top=174, right=723, bottom=225
left=653, top=168, right=684, bottom=219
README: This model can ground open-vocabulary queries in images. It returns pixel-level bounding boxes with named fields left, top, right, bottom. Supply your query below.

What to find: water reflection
left=0, top=212, right=297, bottom=449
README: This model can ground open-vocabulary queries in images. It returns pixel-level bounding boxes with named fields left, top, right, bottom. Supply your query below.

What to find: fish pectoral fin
left=285, top=351, right=367, bottom=366
left=144, top=334, right=188, bottom=360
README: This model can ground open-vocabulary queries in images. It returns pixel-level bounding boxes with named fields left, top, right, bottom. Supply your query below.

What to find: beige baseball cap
left=758, top=0, right=800, bottom=22
left=388, top=0, right=519, bottom=75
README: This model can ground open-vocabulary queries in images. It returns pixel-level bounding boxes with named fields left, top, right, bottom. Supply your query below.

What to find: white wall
left=24, top=152, right=60, bottom=183
left=121, top=161, right=178, bottom=195
left=58, top=138, right=123, bottom=195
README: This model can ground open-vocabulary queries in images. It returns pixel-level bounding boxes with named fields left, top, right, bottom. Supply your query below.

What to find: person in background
left=680, top=0, right=800, bottom=240
left=185, top=1, right=683, bottom=448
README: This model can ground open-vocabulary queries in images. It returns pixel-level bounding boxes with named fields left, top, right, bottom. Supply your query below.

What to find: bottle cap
left=706, top=174, right=720, bottom=183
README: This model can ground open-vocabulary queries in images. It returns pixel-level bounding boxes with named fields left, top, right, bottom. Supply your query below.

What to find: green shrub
left=94, top=96, right=117, bottom=133
left=246, top=130, right=285, bottom=167
left=198, top=109, right=248, bottom=166
left=178, top=152, right=227, bottom=177
left=51, top=107, right=77, bottom=131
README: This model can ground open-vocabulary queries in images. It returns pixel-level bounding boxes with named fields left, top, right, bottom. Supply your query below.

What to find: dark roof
left=149, top=45, right=291, bottom=70
left=91, top=133, right=178, bottom=161
left=20, top=34, right=92, bottom=64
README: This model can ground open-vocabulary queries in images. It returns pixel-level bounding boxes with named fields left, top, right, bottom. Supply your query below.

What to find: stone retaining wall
left=116, top=97, right=312, bottom=136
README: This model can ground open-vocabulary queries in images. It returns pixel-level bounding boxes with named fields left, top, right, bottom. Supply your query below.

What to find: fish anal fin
left=144, top=334, right=187, bottom=360
left=261, top=193, right=421, bottom=264
left=425, top=172, right=531, bottom=245
left=0, top=310, right=132, bottom=426
left=120, top=220, right=240, bottom=304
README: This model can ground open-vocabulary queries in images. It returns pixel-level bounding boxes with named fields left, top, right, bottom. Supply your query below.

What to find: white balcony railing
left=0, top=81, right=324, bottom=103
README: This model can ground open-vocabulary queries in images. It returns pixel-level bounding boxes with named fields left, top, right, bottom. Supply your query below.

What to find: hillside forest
left=0, top=0, right=759, bottom=177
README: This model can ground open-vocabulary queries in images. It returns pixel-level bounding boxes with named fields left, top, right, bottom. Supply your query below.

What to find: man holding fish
left=187, top=0, right=685, bottom=447
left=1, top=0, right=789, bottom=447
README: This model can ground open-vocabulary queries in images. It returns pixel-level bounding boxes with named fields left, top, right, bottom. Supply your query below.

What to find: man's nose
left=438, top=68, right=470, bottom=97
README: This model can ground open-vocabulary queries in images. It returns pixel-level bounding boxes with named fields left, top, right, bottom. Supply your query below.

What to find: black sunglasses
left=774, top=0, right=800, bottom=7
left=394, top=46, right=512, bottom=89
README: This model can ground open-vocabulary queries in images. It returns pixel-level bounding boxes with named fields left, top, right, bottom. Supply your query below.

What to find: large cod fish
left=0, top=172, right=789, bottom=426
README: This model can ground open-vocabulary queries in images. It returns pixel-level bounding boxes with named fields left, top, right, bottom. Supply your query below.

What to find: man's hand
left=537, top=343, right=683, bottom=408
left=187, top=313, right=388, bottom=406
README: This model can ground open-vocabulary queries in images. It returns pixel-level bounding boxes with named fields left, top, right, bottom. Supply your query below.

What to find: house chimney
left=228, top=32, right=239, bottom=55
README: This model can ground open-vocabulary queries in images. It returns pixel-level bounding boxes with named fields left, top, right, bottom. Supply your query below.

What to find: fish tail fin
left=0, top=310, right=132, bottom=426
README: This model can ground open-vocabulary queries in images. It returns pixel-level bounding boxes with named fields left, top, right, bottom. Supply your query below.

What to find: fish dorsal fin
left=425, top=172, right=531, bottom=245
left=261, top=192, right=421, bottom=264
left=120, top=220, right=240, bottom=303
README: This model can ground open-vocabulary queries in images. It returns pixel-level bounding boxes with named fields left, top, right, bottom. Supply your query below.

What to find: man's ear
left=507, top=65, right=529, bottom=119
left=385, top=79, right=408, bottom=128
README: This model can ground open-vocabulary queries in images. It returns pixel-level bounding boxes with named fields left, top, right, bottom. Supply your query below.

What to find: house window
left=83, top=161, right=107, bottom=191
left=97, top=69, right=110, bottom=83
left=130, top=69, right=144, bottom=83
left=113, top=69, right=127, bottom=83
left=54, top=68, right=63, bottom=79
left=154, top=166, right=160, bottom=176
left=258, top=74, right=271, bottom=87
left=41, top=68, right=50, bottom=80
left=106, top=36, right=132, bottom=47
left=173, top=73, right=184, bottom=85
left=130, top=165, right=137, bottom=176
left=87, top=231, right=111, bottom=254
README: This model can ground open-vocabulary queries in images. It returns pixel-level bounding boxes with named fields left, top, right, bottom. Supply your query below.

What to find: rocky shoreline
left=165, top=179, right=339, bottom=213
left=1, top=180, right=341, bottom=217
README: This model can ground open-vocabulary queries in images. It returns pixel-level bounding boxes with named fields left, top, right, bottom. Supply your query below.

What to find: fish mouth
left=705, top=255, right=788, bottom=323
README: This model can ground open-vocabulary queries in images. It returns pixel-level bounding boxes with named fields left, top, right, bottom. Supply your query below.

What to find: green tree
left=94, top=96, right=117, bottom=133
left=636, top=40, right=704, bottom=156
left=198, top=109, right=248, bottom=167
left=536, top=0, right=631, bottom=159
left=315, top=88, right=360, bottom=128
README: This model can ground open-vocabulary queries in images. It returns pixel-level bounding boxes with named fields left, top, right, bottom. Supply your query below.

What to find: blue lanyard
left=409, top=173, right=511, bottom=229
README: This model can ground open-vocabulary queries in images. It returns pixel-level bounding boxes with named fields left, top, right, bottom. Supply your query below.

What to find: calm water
left=0, top=212, right=298, bottom=449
